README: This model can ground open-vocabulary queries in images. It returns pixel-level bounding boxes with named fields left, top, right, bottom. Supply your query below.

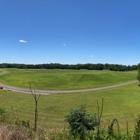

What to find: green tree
left=137, top=63, right=140, bottom=82
left=65, top=106, right=99, bottom=140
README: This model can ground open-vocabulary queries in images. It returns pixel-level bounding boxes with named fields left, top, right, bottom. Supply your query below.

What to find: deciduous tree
left=137, top=63, right=140, bottom=82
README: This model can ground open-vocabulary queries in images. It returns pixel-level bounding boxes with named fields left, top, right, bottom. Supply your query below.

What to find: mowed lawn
left=0, top=68, right=137, bottom=90
left=0, top=83, right=140, bottom=133
left=0, top=69, right=139, bottom=133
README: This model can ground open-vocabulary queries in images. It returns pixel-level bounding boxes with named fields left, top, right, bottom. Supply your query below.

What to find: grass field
left=0, top=68, right=137, bottom=90
left=0, top=83, right=140, bottom=133
left=0, top=68, right=139, bottom=134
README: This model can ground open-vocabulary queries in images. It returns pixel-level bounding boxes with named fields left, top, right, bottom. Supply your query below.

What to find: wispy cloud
left=63, top=43, right=66, bottom=46
left=19, top=39, right=27, bottom=43
left=90, top=55, right=93, bottom=58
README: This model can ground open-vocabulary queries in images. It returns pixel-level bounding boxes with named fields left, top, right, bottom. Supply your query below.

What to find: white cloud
left=63, top=43, right=66, bottom=46
left=19, top=39, right=27, bottom=43
left=90, top=55, right=93, bottom=57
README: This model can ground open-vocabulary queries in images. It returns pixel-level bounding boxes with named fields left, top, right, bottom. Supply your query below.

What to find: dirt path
left=0, top=80, right=138, bottom=95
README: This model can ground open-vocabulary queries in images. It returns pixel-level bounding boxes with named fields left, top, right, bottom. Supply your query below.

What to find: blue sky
left=0, top=0, right=140, bottom=65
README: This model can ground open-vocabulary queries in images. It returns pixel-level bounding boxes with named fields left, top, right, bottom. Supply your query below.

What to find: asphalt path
left=0, top=80, right=138, bottom=95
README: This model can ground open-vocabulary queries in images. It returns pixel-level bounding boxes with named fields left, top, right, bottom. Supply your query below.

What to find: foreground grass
left=0, top=69, right=137, bottom=90
left=0, top=123, right=33, bottom=140
left=0, top=82, right=140, bottom=134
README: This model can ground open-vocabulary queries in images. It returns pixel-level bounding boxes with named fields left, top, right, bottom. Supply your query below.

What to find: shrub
left=133, top=116, right=140, bottom=140
left=15, top=119, right=31, bottom=128
left=65, top=106, right=99, bottom=140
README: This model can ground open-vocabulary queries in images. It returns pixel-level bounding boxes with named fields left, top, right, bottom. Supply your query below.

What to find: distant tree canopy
left=0, top=63, right=137, bottom=71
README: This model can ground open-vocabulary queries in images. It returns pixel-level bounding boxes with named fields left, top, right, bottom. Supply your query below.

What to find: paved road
left=0, top=80, right=138, bottom=95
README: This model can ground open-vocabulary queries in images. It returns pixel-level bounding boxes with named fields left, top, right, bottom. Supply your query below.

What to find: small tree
left=65, top=106, right=99, bottom=140
left=137, top=63, right=140, bottom=83
left=30, top=84, right=41, bottom=132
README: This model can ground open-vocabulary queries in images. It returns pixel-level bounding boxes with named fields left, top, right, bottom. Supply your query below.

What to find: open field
left=0, top=68, right=137, bottom=90
left=0, top=83, right=140, bottom=133
left=0, top=68, right=139, bottom=134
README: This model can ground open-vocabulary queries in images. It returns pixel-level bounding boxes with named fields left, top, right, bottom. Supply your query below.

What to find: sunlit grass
left=0, top=68, right=137, bottom=90
left=0, top=82, right=140, bottom=133
left=0, top=68, right=139, bottom=133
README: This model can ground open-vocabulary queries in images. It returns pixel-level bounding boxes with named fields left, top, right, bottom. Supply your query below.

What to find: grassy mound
left=0, top=69, right=137, bottom=90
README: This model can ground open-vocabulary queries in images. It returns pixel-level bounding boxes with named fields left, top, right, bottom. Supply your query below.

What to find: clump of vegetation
left=2, top=102, right=140, bottom=139
left=133, top=116, right=140, bottom=140
left=0, top=123, right=34, bottom=140
left=65, top=106, right=99, bottom=140
left=137, top=63, right=140, bottom=83
left=64, top=97, right=140, bottom=140
left=0, top=107, right=9, bottom=123
left=107, top=118, right=122, bottom=139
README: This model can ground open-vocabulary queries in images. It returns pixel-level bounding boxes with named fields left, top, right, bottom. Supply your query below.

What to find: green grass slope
left=0, top=69, right=137, bottom=90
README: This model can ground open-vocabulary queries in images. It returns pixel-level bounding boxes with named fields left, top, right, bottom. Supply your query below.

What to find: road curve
left=0, top=80, right=138, bottom=95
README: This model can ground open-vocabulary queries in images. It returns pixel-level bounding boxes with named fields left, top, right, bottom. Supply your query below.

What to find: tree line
left=0, top=63, right=137, bottom=71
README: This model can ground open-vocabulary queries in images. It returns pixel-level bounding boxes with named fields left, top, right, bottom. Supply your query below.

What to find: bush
left=133, top=116, right=140, bottom=140
left=65, top=106, right=99, bottom=140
